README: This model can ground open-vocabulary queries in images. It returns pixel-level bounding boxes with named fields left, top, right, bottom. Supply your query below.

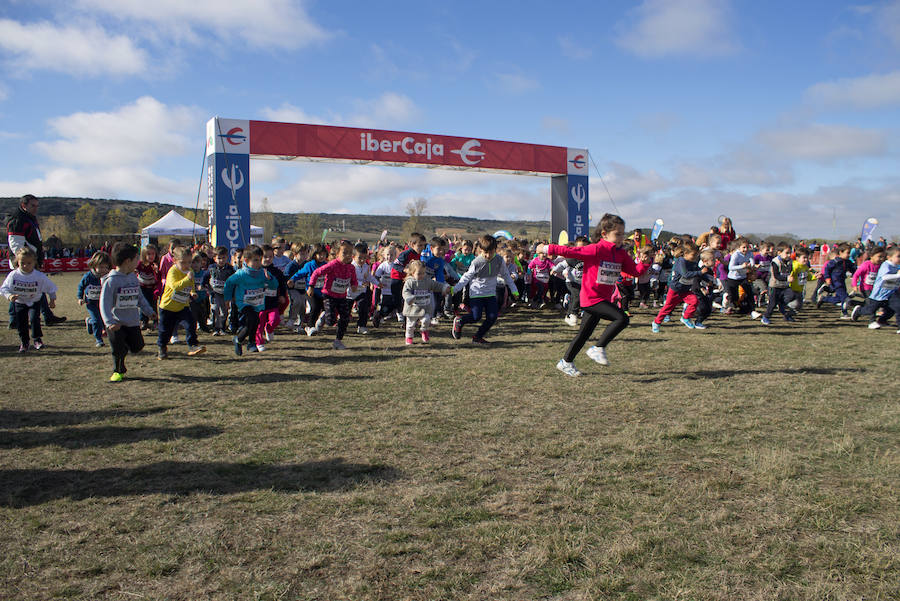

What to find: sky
left=0, top=0, right=898, bottom=239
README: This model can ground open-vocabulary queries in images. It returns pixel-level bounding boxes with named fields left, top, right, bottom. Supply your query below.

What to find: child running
left=77, top=251, right=111, bottom=347
left=99, top=243, right=156, bottom=381
left=156, top=247, right=206, bottom=359
left=223, top=245, right=272, bottom=355
left=1, top=247, right=58, bottom=352
left=307, top=240, right=358, bottom=350
left=402, top=260, right=450, bottom=344
left=652, top=241, right=709, bottom=332
left=451, top=235, right=519, bottom=345
left=760, top=242, right=798, bottom=325
left=537, top=213, right=638, bottom=376
left=853, top=246, right=900, bottom=329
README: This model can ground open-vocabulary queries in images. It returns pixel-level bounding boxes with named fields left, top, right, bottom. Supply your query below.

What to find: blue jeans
left=85, top=303, right=104, bottom=344
left=459, top=295, right=498, bottom=339
left=823, top=285, right=848, bottom=311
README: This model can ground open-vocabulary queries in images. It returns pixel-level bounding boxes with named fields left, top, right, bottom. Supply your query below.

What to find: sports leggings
left=564, top=300, right=630, bottom=363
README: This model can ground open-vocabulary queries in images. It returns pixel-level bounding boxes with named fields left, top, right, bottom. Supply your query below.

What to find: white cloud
left=756, top=124, right=887, bottom=161
left=0, top=166, right=193, bottom=200
left=493, top=72, right=539, bottom=94
left=541, top=117, right=571, bottom=135
left=259, top=92, right=419, bottom=129
left=34, top=96, right=203, bottom=167
left=349, top=92, right=419, bottom=128
left=259, top=103, right=327, bottom=125
left=0, top=19, right=147, bottom=76
left=558, top=36, right=592, bottom=60
left=616, top=0, right=737, bottom=58
left=806, top=70, right=900, bottom=109
left=75, top=0, right=331, bottom=50
left=878, top=0, right=900, bottom=46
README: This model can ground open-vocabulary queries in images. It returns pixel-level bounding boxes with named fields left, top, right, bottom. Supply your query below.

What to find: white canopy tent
left=141, top=210, right=264, bottom=242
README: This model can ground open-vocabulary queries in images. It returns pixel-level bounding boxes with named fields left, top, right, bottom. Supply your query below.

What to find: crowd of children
left=4, top=220, right=898, bottom=382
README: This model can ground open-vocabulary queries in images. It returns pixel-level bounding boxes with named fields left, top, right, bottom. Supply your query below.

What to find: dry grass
left=1, top=273, right=898, bottom=600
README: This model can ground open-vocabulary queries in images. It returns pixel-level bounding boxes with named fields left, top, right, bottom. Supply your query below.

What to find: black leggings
left=108, top=326, right=144, bottom=373
left=564, top=301, right=630, bottom=362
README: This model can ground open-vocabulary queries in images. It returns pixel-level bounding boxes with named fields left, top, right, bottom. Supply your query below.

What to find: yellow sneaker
left=109, top=372, right=124, bottom=382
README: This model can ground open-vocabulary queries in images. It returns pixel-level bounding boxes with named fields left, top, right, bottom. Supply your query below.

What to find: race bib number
left=12, top=280, right=38, bottom=298
left=571, top=268, right=583, bottom=282
left=798, top=272, right=808, bottom=284
left=171, top=289, right=190, bottom=305
left=379, top=274, right=392, bottom=288
left=243, top=288, right=264, bottom=306
left=211, top=278, right=226, bottom=293
left=314, top=276, right=325, bottom=289
left=883, top=277, right=900, bottom=290
left=535, top=269, right=550, bottom=283
left=330, top=277, right=350, bottom=295
left=596, top=262, right=621, bottom=286
left=413, top=290, right=432, bottom=306
left=116, top=286, right=140, bottom=308
left=136, top=272, right=156, bottom=287
left=758, top=260, right=771, bottom=271
left=84, top=285, right=101, bottom=301
left=264, top=287, right=278, bottom=297
left=864, top=272, right=876, bottom=286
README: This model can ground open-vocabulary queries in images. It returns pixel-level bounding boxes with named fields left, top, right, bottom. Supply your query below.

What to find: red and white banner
left=1, top=257, right=90, bottom=274
left=248, top=121, right=569, bottom=176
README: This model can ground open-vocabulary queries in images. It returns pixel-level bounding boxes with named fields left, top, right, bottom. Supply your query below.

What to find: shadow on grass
left=1, top=458, right=401, bottom=507
left=0, top=425, right=222, bottom=449
left=133, top=373, right=361, bottom=384
left=0, top=406, right=173, bottom=428
left=633, top=366, right=865, bottom=383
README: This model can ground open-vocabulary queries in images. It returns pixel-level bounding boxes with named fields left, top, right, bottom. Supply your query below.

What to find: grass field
left=1, top=273, right=898, bottom=600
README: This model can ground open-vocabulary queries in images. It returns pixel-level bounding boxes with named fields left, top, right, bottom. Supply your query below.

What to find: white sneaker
left=431, top=317, right=440, bottom=326
left=396, top=312, right=404, bottom=322
left=750, top=310, right=762, bottom=320
left=556, top=359, right=582, bottom=377
left=333, top=339, right=346, bottom=350
left=868, top=321, right=882, bottom=329
left=357, top=326, right=369, bottom=335
left=170, top=335, right=179, bottom=344
left=305, top=326, right=318, bottom=336
left=256, top=344, right=266, bottom=352
left=564, top=314, right=578, bottom=327
left=585, top=346, right=609, bottom=365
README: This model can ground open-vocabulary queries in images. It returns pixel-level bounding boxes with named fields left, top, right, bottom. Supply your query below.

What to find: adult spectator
left=6, top=194, right=66, bottom=327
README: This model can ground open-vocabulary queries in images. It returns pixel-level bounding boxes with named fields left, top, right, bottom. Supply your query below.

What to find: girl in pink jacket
left=538, top=213, right=638, bottom=377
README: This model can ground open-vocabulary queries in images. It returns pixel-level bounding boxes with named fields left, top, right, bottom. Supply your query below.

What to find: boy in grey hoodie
left=100, top=243, right=156, bottom=382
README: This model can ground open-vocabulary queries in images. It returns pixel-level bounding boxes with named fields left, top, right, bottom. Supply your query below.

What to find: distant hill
left=0, top=196, right=553, bottom=244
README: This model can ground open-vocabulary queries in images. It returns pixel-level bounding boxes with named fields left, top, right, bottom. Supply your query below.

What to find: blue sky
left=1, top=0, right=898, bottom=239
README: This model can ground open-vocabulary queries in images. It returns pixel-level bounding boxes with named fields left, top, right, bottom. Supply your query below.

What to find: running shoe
left=556, top=359, right=582, bottom=377
left=451, top=316, right=462, bottom=339
left=585, top=346, right=608, bottom=365
left=333, top=339, right=346, bottom=350
left=680, top=317, right=696, bottom=329
left=651, top=322, right=660, bottom=333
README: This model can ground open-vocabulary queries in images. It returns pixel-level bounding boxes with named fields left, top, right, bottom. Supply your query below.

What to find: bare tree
left=402, top=197, right=429, bottom=238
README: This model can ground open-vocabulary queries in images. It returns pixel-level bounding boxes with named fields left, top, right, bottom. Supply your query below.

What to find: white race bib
left=535, top=269, right=550, bottom=283
left=864, top=272, right=876, bottom=286
left=315, top=276, right=325, bottom=289
left=330, top=277, right=350, bottom=295
left=116, top=286, right=140, bottom=308
left=264, top=287, right=278, bottom=297
left=171, top=289, right=190, bottom=305
left=84, top=285, right=101, bottom=301
left=883, top=277, right=900, bottom=290
left=243, top=288, right=264, bottom=306
left=136, top=272, right=156, bottom=287
left=596, top=261, right=621, bottom=285
left=413, top=289, right=432, bottom=306
left=211, top=278, right=226, bottom=293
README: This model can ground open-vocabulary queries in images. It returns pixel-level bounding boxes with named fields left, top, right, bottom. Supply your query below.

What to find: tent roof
left=141, top=210, right=205, bottom=236
left=141, top=209, right=265, bottom=238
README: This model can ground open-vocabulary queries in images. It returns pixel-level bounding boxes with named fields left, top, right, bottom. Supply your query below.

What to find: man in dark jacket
left=7, top=194, right=66, bottom=327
